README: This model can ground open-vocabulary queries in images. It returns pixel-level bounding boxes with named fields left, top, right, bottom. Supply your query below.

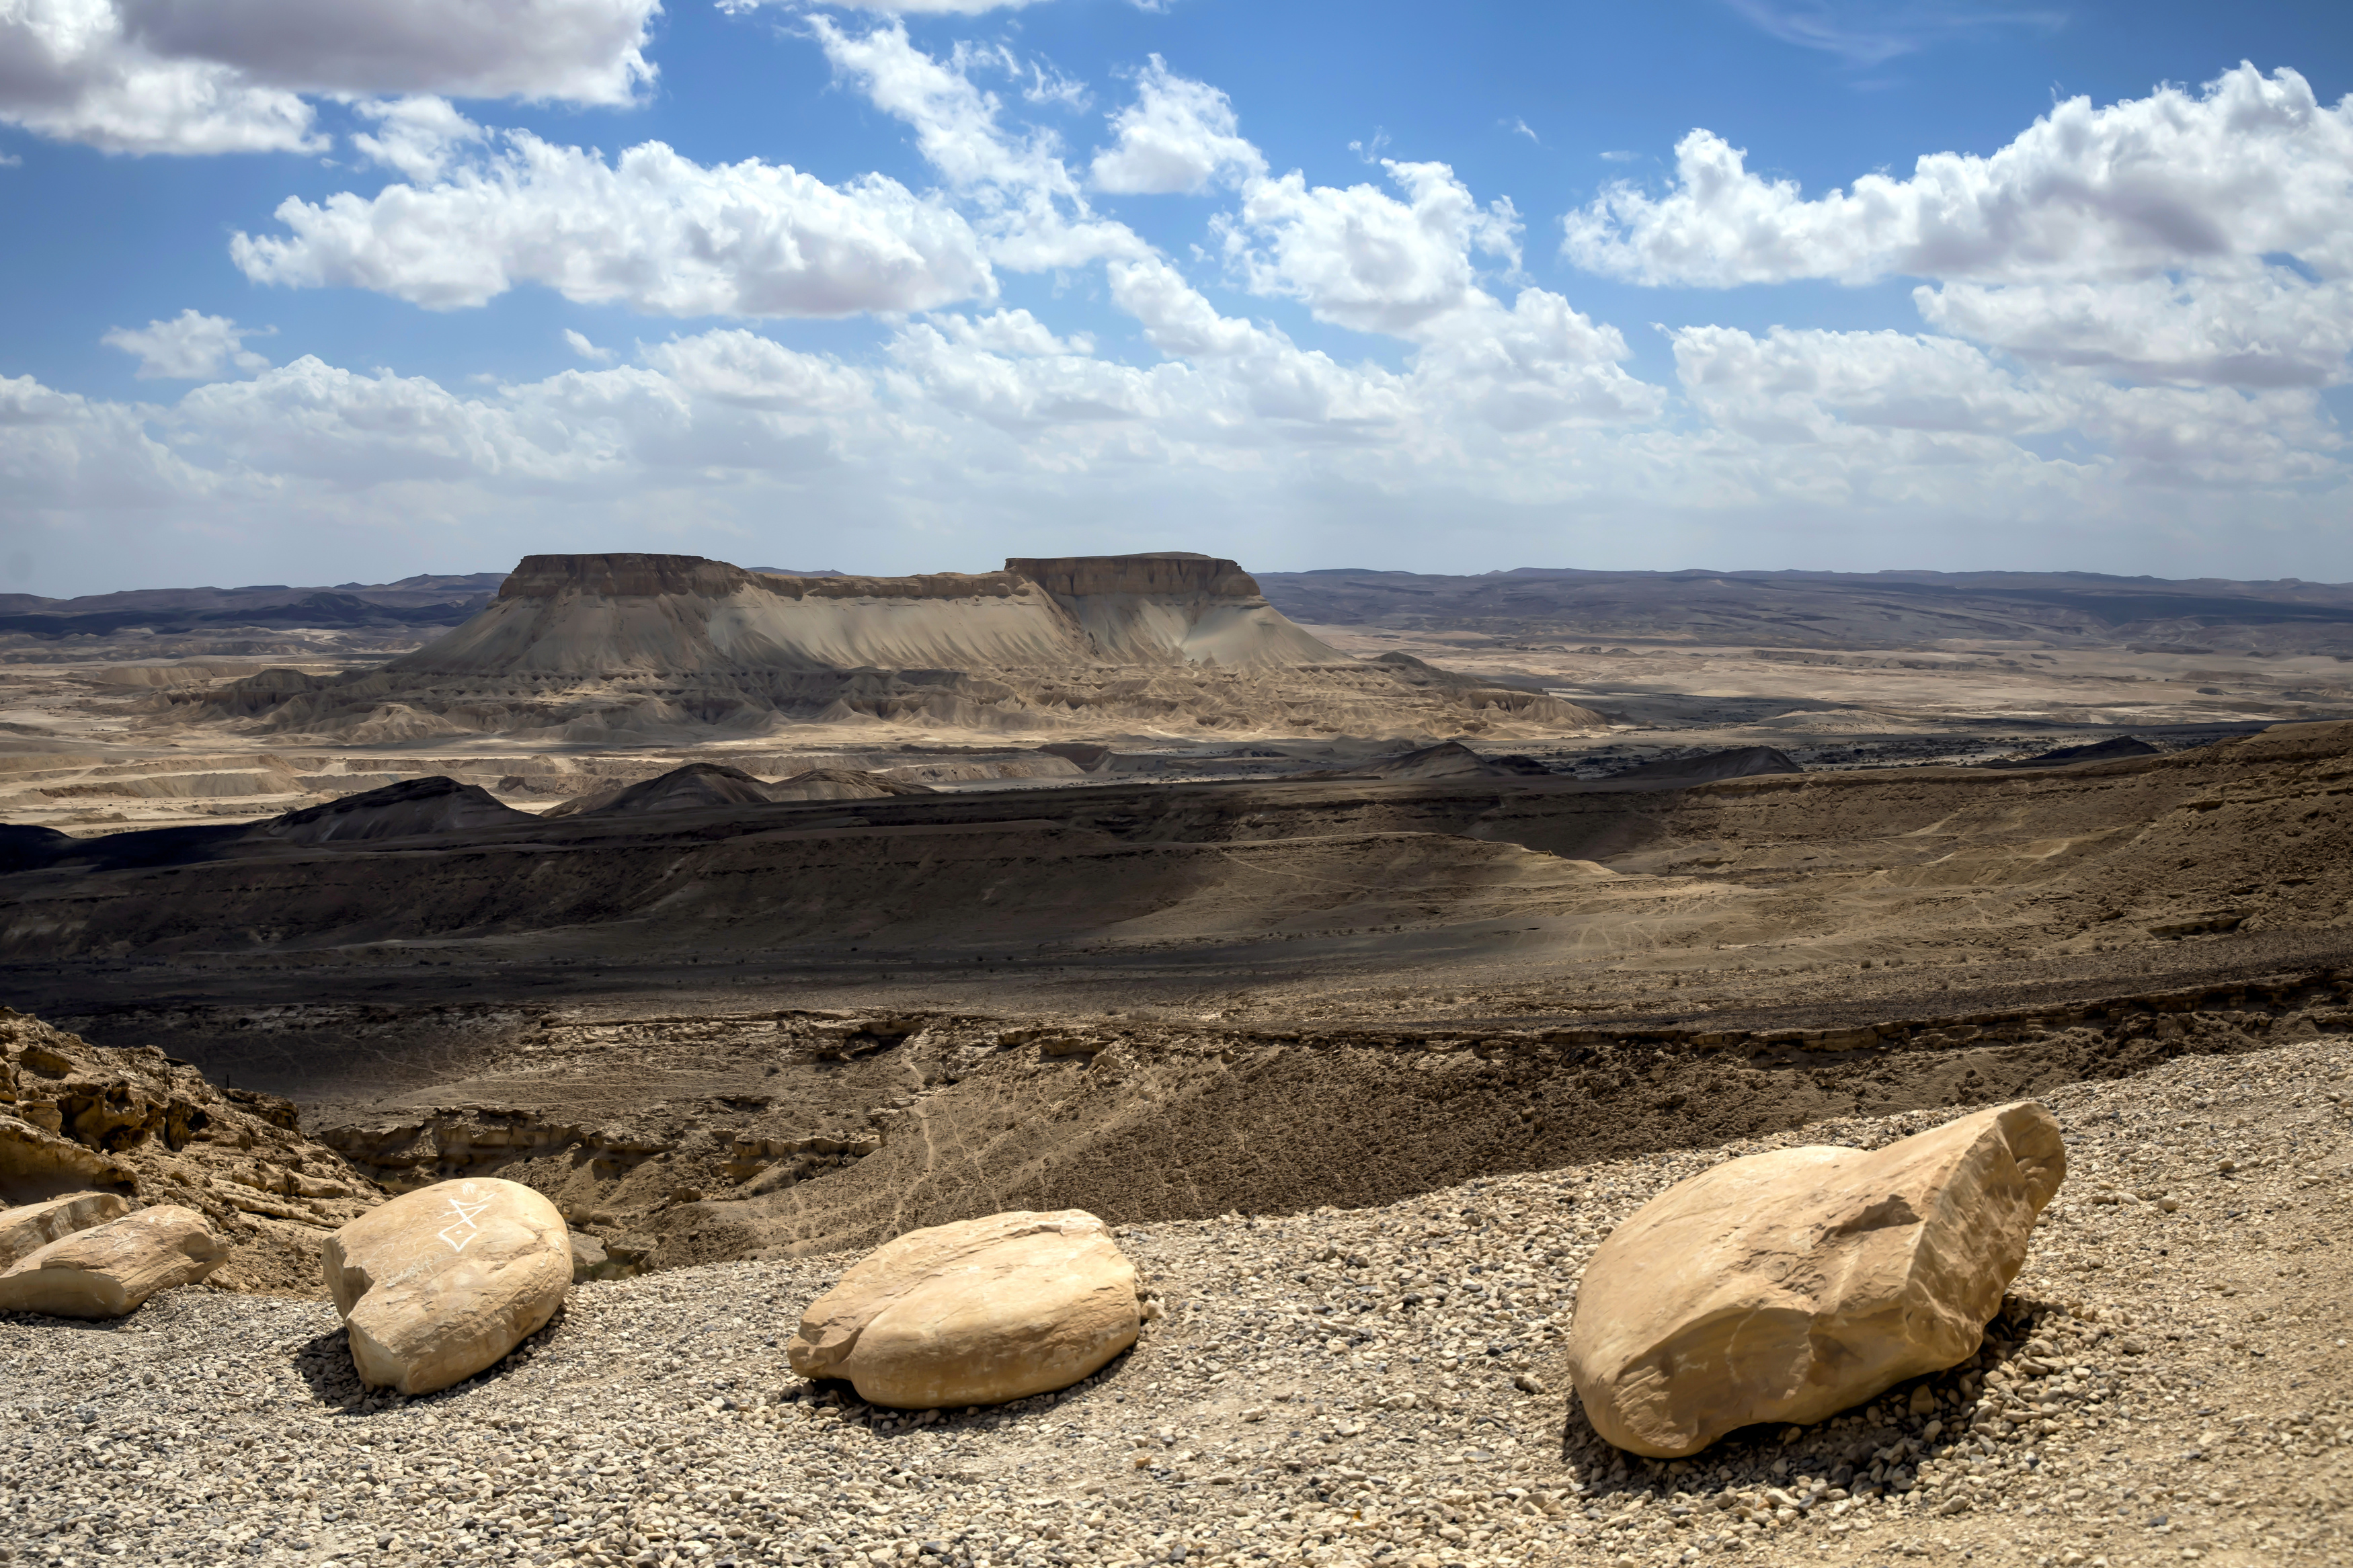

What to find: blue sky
left=3, top=0, right=2350, bottom=595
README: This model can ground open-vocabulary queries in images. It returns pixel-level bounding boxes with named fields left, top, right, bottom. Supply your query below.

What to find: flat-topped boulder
left=325, top=1177, right=571, bottom=1397
left=1567, top=1101, right=2066, bottom=1457
left=788, top=1210, right=1140, bottom=1409
left=0, top=1204, right=227, bottom=1317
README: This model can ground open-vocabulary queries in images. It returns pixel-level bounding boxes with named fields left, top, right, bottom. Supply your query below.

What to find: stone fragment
left=1566, top=1100, right=2065, bottom=1456
left=787, top=1209, right=1140, bottom=1409
left=0, top=1204, right=227, bottom=1317
left=570, top=1231, right=635, bottom=1284
left=324, top=1177, right=570, bottom=1396
left=0, top=1190, right=131, bottom=1268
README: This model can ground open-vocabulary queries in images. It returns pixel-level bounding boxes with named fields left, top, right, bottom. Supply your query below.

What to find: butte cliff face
left=173, top=552, right=1598, bottom=741
left=1004, top=552, right=1345, bottom=668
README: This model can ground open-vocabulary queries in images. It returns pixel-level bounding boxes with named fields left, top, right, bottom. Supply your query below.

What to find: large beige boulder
left=789, top=1210, right=1140, bottom=1409
left=0, top=1191, right=130, bottom=1269
left=1567, top=1100, right=2066, bottom=1457
left=324, top=1177, right=570, bottom=1397
left=0, top=1204, right=227, bottom=1317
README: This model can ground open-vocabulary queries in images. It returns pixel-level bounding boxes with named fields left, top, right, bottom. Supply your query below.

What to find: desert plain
left=1, top=553, right=2349, bottom=1568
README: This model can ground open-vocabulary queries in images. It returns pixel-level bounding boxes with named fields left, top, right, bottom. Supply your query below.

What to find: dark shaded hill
left=1987, top=736, right=2162, bottom=770
left=0, top=589, right=491, bottom=638
left=7, top=721, right=2353, bottom=978
left=1601, top=746, right=1804, bottom=785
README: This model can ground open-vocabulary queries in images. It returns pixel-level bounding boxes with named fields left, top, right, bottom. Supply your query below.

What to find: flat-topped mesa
left=393, top=555, right=1089, bottom=678
left=383, top=550, right=1341, bottom=678
left=1004, top=554, right=1261, bottom=601
left=187, top=546, right=1599, bottom=738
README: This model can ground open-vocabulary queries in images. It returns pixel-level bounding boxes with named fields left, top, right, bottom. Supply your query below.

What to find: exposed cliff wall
left=1003, top=553, right=1260, bottom=600
left=1004, top=553, right=1346, bottom=668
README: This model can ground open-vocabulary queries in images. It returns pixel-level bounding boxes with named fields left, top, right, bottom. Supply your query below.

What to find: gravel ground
left=3, top=1038, right=2348, bottom=1568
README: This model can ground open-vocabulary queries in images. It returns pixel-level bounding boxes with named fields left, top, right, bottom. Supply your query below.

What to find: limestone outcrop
left=0, top=1204, right=228, bottom=1317
left=0, top=1007, right=385, bottom=1292
left=0, top=1190, right=130, bottom=1268
left=0, top=1112, right=134, bottom=1201
left=1566, top=1100, right=2067, bottom=1457
left=325, top=1177, right=571, bottom=1396
left=787, top=1209, right=1140, bottom=1409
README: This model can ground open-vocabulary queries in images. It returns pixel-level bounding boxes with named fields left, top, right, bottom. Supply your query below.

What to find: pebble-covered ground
left=3, top=1038, right=2347, bottom=1568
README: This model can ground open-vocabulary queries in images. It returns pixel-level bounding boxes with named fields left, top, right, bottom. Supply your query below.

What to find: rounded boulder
left=1566, top=1100, right=2066, bottom=1457
left=787, top=1210, right=1140, bottom=1409
left=324, top=1177, right=569, bottom=1397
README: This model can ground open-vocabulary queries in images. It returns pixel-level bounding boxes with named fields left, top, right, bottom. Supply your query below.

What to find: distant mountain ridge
left=23, top=561, right=2353, bottom=651
left=1252, top=567, right=2353, bottom=651
left=0, top=574, right=504, bottom=637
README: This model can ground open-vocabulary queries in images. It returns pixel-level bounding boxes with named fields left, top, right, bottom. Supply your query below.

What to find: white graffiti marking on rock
left=436, top=1185, right=493, bottom=1255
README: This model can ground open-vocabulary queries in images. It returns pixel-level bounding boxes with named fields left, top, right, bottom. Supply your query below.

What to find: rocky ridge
left=0, top=1039, right=2342, bottom=1567
left=218, top=966, right=2347, bottom=1283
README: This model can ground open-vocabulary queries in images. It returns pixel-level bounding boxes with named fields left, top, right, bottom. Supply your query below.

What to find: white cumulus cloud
left=100, top=308, right=272, bottom=378
left=640, top=329, right=871, bottom=412
left=1107, top=257, right=1414, bottom=429
left=1669, top=322, right=2342, bottom=491
left=811, top=17, right=1073, bottom=198
left=1915, top=271, right=2353, bottom=390
left=0, top=0, right=320, bottom=155
left=0, top=0, right=657, bottom=155
left=350, top=95, right=482, bottom=183
left=230, top=132, right=994, bottom=317
left=0, top=371, right=212, bottom=510
left=811, top=19, right=1150, bottom=274
left=175, top=356, right=565, bottom=483
left=1564, top=64, right=2353, bottom=288
left=1223, top=160, right=1522, bottom=337
left=1088, top=55, right=1264, bottom=194
left=936, top=308, right=1093, bottom=356
left=1412, top=290, right=1665, bottom=430
left=1673, top=325, right=2064, bottom=444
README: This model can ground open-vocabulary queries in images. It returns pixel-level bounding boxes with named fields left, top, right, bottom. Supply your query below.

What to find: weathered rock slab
left=324, top=1177, right=570, bottom=1396
left=0, top=1191, right=131, bottom=1269
left=0, top=1189, right=132, bottom=1278
left=789, top=1209, right=1140, bottom=1409
left=1567, top=1100, right=2066, bottom=1456
left=0, top=1204, right=227, bottom=1317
